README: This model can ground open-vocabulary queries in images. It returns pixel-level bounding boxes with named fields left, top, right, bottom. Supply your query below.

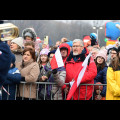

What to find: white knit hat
left=11, top=37, right=23, bottom=48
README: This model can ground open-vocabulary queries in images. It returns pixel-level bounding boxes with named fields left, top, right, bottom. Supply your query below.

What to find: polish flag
left=66, top=53, right=91, bottom=100
left=50, top=47, right=64, bottom=70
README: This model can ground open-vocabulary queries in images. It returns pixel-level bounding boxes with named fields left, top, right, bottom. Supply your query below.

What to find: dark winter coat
left=2, top=67, right=21, bottom=100
left=0, top=41, right=12, bottom=88
left=94, top=65, right=108, bottom=97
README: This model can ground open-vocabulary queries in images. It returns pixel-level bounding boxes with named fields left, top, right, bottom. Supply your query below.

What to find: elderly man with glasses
left=63, top=39, right=97, bottom=100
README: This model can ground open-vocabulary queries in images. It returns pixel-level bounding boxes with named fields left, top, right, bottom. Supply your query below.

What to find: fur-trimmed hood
left=22, top=28, right=37, bottom=41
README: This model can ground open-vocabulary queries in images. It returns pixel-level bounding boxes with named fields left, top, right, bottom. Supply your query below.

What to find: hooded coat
left=64, top=48, right=97, bottom=100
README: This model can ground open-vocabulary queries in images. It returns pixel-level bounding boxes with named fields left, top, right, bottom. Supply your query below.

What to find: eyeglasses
left=72, top=45, right=83, bottom=48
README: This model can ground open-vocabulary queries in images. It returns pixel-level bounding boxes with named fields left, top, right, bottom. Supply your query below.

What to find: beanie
left=96, top=49, right=107, bottom=61
left=48, top=49, right=56, bottom=57
left=40, top=49, right=50, bottom=56
left=90, top=33, right=97, bottom=40
left=11, top=37, right=23, bottom=48
left=111, top=47, right=118, bottom=53
left=66, top=41, right=73, bottom=47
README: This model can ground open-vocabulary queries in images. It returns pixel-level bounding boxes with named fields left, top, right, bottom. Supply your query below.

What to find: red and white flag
left=66, top=53, right=91, bottom=100
left=50, top=47, right=64, bottom=70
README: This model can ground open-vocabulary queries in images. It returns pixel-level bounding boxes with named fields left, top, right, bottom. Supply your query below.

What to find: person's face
left=23, top=51, right=32, bottom=62
left=96, top=56, right=104, bottom=64
left=87, top=47, right=93, bottom=52
left=55, top=41, right=61, bottom=47
left=25, top=36, right=33, bottom=42
left=110, top=50, right=117, bottom=60
left=42, top=44, right=47, bottom=49
left=60, top=48, right=68, bottom=58
left=10, top=42, right=19, bottom=51
left=72, top=41, right=84, bottom=55
left=49, top=53, right=55, bottom=63
left=92, top=51, right=98, bottom=60
left=40, top=54, right=48, bottom=63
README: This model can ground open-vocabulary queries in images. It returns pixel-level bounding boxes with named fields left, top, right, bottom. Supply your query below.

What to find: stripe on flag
left=50, top=47, right=64, bottom=70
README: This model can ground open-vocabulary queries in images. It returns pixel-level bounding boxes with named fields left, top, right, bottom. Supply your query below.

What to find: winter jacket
left=38, top=62, right=53, bottom=100
left=0, top=41, right=12, bottom=88
left=38, top=62, right=66, bottom=100
left=52, top=67, right=66, bottom=100
left=16, top=59, right=40, bottom=99
left=94, top=65, right=108, bottom=97
left=2, top=67, right=21, bottom=100
left=64, top=47, right=97, bottom=100
left=106, top=65, right=120, bottom=100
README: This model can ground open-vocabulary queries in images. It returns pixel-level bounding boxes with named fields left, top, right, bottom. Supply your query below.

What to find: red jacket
left=65, top=48, right=97, bottom=100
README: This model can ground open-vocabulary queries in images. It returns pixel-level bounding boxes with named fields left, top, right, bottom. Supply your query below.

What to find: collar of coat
left=21, top=59, right=34, bottom=68
left=66, top=47, right=89, bottom=63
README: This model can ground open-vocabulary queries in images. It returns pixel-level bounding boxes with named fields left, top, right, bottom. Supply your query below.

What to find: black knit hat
left=48, top=49, right=56, bottom=57
left=111, top=47, right=118, bottom=53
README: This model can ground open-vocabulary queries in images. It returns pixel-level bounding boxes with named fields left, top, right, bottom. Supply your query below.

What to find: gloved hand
left=52, top=69, right=57, bottom=74
left=21, top=77, right=25, bottom=81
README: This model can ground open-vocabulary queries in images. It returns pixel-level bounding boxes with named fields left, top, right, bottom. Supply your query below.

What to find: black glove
left=21, top=77, right=25, bottom=81
left=52, top=69, right=57, bottom=74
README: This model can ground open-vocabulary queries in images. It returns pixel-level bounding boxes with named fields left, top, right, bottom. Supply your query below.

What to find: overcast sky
left=55, top=20, right=111, bottom=26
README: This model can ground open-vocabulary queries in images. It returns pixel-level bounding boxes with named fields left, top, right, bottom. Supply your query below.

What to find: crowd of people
left=0, top=26, right=120, bottom=100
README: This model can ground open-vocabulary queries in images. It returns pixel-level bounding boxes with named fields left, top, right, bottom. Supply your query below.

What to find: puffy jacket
left=94, top=65, right=108, bottom=97
left=2, top=67, right=21, bottom=100
left=65, top=48, right=97, bottom=100
left=0, top=41, right=12, bottom=87
left=106, top=65, right=120, bottom=100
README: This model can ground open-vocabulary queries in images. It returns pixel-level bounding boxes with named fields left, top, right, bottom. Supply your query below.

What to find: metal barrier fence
left=0, top=82, right=107, bottom=100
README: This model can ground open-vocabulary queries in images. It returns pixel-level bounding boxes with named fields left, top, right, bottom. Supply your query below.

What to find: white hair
left=73, top=39, right=84, bottom=46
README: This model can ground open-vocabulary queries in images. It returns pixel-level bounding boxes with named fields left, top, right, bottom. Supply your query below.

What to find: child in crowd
left=2, top=53, right=21, bottom=100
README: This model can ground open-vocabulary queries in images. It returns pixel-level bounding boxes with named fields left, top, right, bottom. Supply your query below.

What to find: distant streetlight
left=93, top=20, right=103, bottom=45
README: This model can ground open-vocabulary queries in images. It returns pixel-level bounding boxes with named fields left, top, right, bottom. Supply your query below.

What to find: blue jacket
left=0, top=41, right=12, bottom=88
left=94, top=65, right=108, bottom=97
left=2, top=67, right=21, bottom=100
